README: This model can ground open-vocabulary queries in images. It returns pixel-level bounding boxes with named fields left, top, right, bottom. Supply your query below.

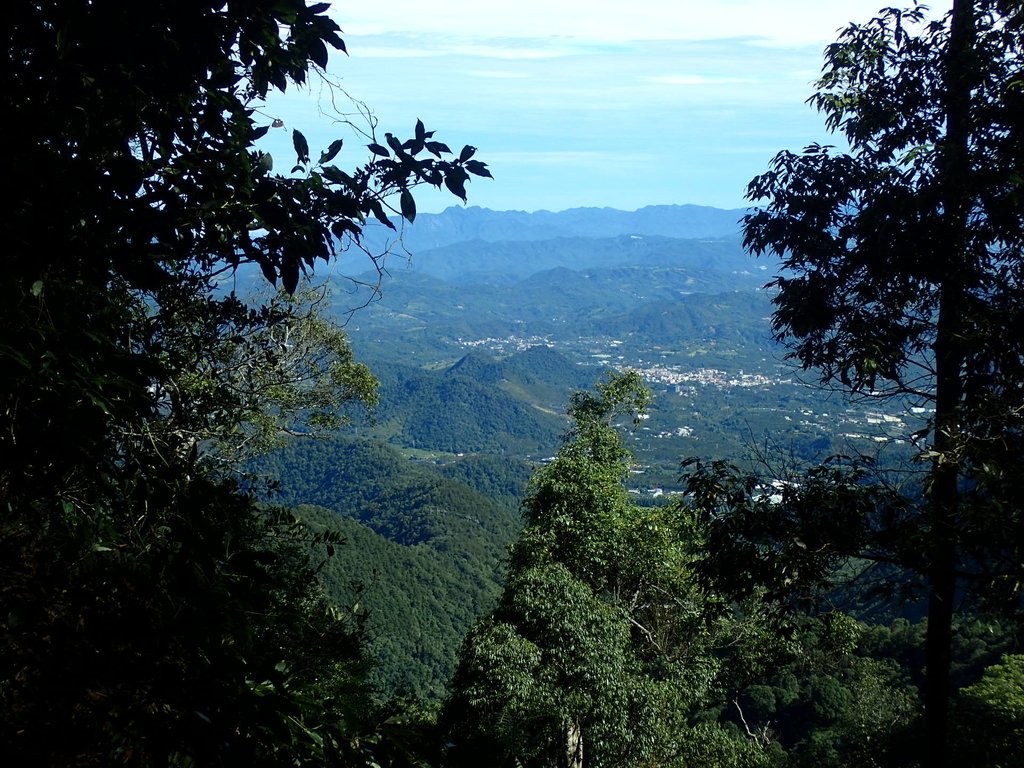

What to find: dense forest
left=3, top=1, right=1023, bottom=767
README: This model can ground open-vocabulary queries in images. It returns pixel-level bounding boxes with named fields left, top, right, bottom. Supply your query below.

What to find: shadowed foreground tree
left=1, top=0, right=486, bottom=763
left=689, top=3, right=1024, bottom=767
left=953, top=654, right=1024, bottom=767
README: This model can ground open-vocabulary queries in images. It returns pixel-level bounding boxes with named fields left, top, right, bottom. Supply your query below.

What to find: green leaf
left=367, top=142, right=390, bottom=157
left=459, top=145, right=477, bottom=162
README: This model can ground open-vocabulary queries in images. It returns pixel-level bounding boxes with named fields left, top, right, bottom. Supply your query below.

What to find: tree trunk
left=562, top=719, right=583, bottom=768
left=926, top=290, right=961, bottom=768
left=926, top=2, right=976, bottom=767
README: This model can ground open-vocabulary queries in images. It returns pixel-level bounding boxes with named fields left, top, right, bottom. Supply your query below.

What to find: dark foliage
left=1, top=0, right=485, bottom=763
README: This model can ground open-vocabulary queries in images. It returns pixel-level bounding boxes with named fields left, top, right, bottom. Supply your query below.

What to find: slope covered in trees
left=5, top=0, right=1024, bottom=765
left=251, top=434, right=535, bottom=699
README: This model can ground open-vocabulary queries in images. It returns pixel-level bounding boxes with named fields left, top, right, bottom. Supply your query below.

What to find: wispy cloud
left=277, top=1, right=956, bottom=213
left=484, top=150, right=656, bottom=166
left=333, top=1, right=953, bottom=47
left=351, top=35, right=584, bottom=61
left=466, top=70, right=532, bottom=80
left=646, top=74, right=757, bottom=86
left=448, top=43, right=575, bottom=60
left=352, top=44, right=445, bottom=59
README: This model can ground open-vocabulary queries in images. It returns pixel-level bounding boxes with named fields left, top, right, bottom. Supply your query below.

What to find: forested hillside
left=4, top=1, right=1024, bottom=767
left=251, top=435, right=530, bottom=698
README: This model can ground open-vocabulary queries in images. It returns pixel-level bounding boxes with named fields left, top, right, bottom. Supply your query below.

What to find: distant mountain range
left=326, top=204, right=776, bottom=352
left=256, top=204, right=795, bottom=699
left=360, top=203, right=749, bottom=254
left=377, top=234, right=760, bottom=286
left=352, top=203, right=768, bottom=287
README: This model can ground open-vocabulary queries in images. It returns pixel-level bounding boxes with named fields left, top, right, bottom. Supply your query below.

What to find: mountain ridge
left=360, top=203, right=748, bottom=255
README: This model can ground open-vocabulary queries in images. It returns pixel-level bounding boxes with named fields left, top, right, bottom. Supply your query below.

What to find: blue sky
left=263, top=1, right=952, bottom=214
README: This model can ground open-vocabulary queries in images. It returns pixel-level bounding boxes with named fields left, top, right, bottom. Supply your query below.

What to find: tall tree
left=1, top=0, right=486, bottom=763
left=443, top=373, right=777, bottom=767
left=734, top=2, right=1024, bottom=765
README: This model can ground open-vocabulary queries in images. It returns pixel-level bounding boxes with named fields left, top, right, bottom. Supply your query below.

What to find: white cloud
left=292, top=0, right=957, bottom=213
left=447, top=43, right=576, bottom=59
left=331, top=1, right=954, bottom=47
left=647, top=74, right=756, bottom=86
left=350, top=35, right=585, bottom=61
left=351, top=44, right=445, bottom=58
left=483, top=150, right=655, bottom=167
left=466, top=70, right=532, bottom=79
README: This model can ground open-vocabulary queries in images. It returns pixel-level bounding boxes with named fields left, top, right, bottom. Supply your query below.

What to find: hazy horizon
left=262, top=1, right=954, bottom=214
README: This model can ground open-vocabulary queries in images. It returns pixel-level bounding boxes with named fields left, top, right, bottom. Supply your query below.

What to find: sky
left=264, top=1, right=954, bottom=214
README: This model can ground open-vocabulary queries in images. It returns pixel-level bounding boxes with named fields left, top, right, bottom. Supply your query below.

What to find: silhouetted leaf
left=444, top=170, right=467, bottom=202
left=309, top=38, right=328, bottom=69
left=400, top=189, right=416, bottom=223
left=282, top=259, right=299, bottom=294
left=466, top=160, right=492, bottom=178
left=370, top=201, right=396, bottom=230
left=260, top=260, right=277, bottom=285
left=321, top=166, right=353, bottom=185
left=293, top=129, right=310, bottom=164
left=326, top=33, right=346, bottom=53
left=425, top=141, right=451, bottom=157
left=319, top=138, right=343, bottom=164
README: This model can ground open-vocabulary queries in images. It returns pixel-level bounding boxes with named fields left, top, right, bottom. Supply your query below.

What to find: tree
left=1, top=0, right=487, bottom=763
left=719, top=2, right=1024, bottom=765
left=953, top=654, right=1024, bottom=767
left=443, top=373, right=778, bottom=767
left=152, top=281, right=380, bottom=467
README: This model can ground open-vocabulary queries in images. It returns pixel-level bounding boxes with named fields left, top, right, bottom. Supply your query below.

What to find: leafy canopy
left=1, top=0, right=487, bottom=764
left=445, top=373, right=778, bottom=768
left=724, top=2, right=1024, bottom=765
